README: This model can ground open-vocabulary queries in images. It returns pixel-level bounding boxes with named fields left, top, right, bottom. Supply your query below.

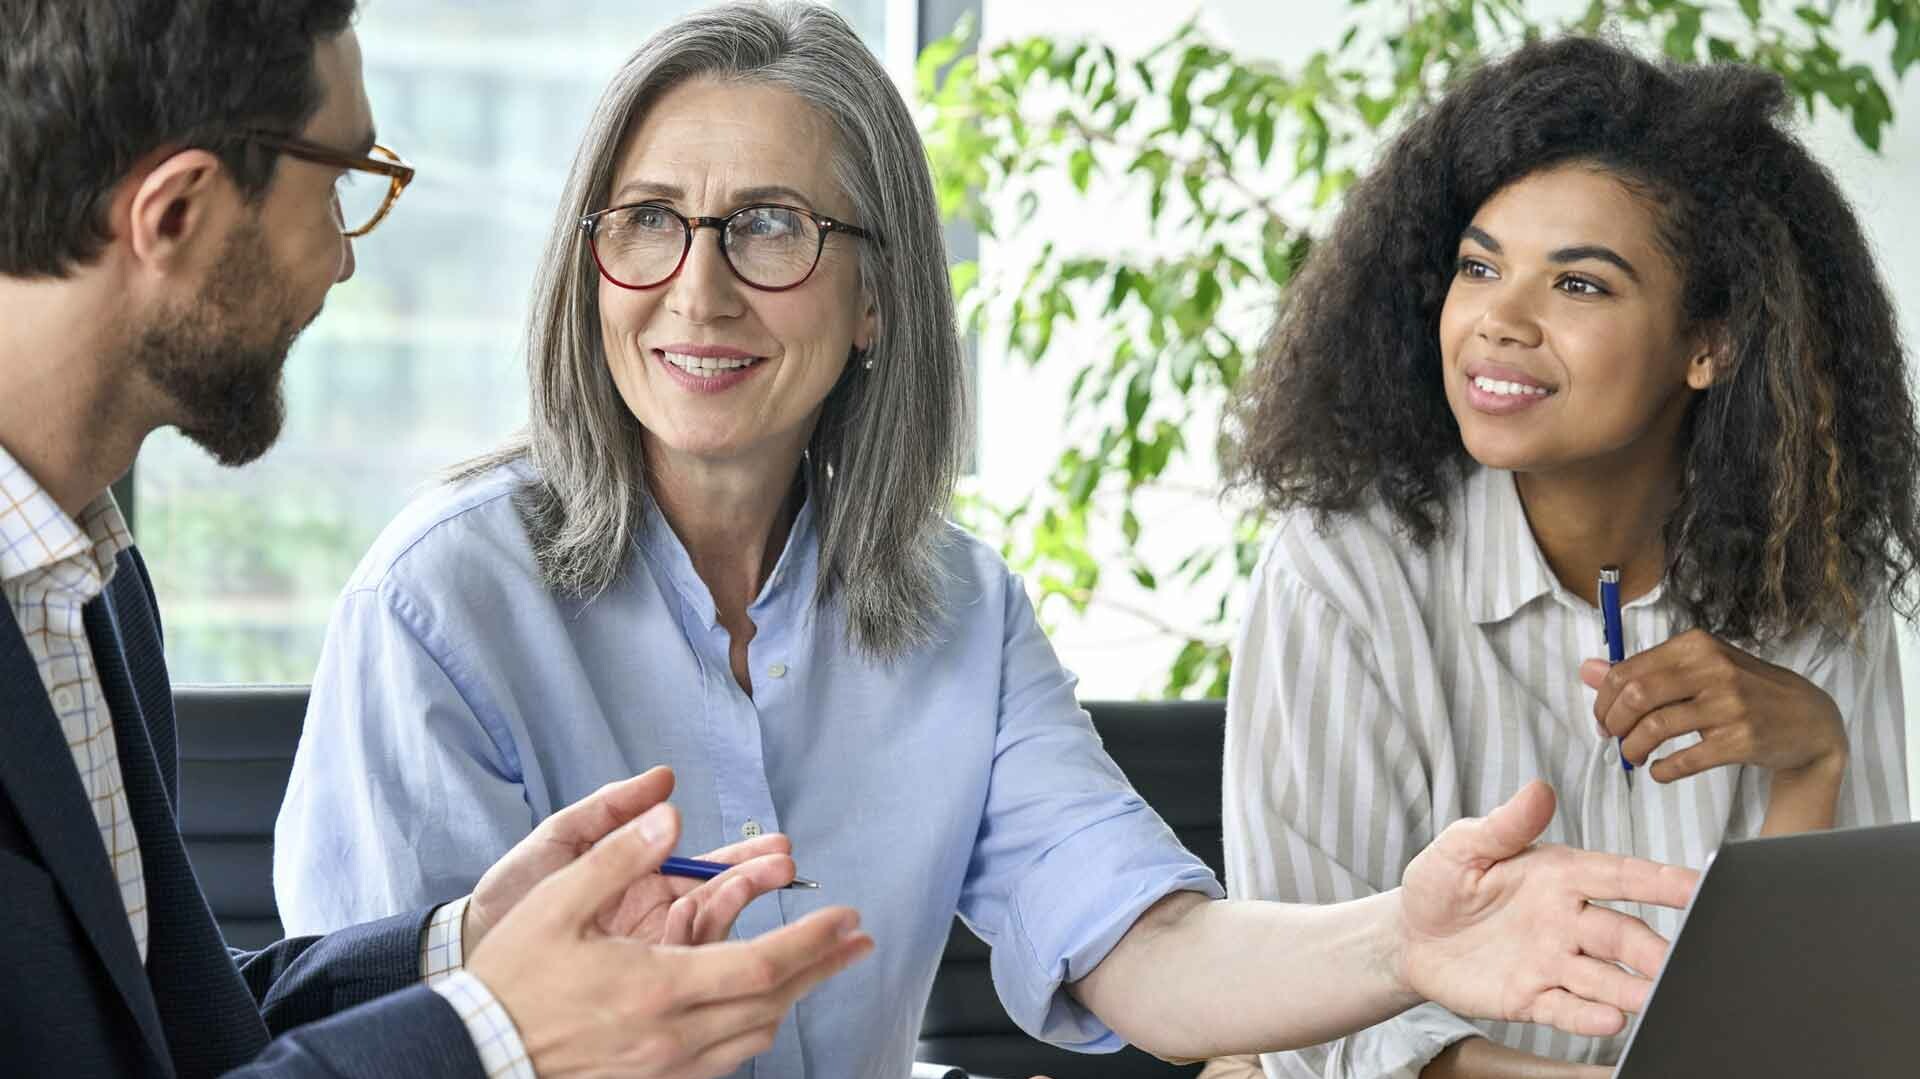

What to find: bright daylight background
left=130, top=0, right=1920, bottom=812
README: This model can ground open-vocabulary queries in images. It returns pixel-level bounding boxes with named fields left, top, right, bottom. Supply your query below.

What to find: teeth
left=663, top=351, right=760, bottom=375
left=1472, top=375, right=1551, bottom=398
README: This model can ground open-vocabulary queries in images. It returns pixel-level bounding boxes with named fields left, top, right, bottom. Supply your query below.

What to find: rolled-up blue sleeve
left=955, top=576, right=1222, bottom=1051
left=274, top=581, right=535, bottom=936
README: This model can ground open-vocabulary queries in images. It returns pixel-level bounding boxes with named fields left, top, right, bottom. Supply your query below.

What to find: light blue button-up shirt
left=274, top=461, right=1221, bottom=1078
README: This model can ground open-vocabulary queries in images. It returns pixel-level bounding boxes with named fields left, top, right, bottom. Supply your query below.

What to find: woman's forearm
left=1196, top=1054, right=1265, bottom=1079
left=1760, top=749, right=1847, bottom=836
left=1420, top=1037, right=1609, bottom=1078
left=1068, top=891, right=1422, bottom=1060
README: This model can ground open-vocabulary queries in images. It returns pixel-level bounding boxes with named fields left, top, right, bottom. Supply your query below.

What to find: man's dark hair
left=1226, top=34, right=1920, bottom=645
left=0, top=0, right=357, bottom=278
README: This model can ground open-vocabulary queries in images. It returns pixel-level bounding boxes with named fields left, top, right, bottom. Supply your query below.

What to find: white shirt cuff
left=422, top=896, right=535, bottom=1078
left=421, top=895, right=471, bottom=983
left=431, top=970, right=537, bottom=1079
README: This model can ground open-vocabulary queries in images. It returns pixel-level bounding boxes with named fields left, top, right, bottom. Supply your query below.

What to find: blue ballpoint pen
left=1599, top=566, right=1633, bottom=779
left=661, top=855, right=820, bottom=890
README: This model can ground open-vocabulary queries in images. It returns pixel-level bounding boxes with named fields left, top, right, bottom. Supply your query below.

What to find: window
left=135, top=0, right=905, bottom=681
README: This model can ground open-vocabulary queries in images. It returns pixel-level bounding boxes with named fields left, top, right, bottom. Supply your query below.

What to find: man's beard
left=133, top=220, right=310, bottom=467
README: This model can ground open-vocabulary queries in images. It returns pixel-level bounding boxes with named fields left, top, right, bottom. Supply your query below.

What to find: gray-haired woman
left=275, top=4, right=1697, bottom=1076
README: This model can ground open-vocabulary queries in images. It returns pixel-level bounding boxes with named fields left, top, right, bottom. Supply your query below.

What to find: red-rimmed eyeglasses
left=580, top=201, right=880, bottom=291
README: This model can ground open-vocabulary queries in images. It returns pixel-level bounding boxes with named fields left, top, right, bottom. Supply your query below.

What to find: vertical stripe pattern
left=1223, top=465, right=1909, bottom=1077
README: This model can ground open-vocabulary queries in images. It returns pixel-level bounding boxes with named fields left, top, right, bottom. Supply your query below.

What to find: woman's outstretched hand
left=1399, top=781, right=1699, bottom=1037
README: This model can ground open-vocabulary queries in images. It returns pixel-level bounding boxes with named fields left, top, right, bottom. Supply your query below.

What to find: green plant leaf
left=1124, top=366, right=1153, bottom=429
left=1069, top=146, right=1095, bottom=192
left=1663, top=6, right=1702, bottom=59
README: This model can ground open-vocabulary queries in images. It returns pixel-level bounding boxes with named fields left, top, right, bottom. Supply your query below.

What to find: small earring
left=858, top=347, right=875, bottom=371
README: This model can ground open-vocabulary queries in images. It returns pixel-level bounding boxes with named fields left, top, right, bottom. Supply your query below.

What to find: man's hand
left=466, top=797, right=873, bottom=1078
left=1400, top=782, right=1699, bottom=1037
left=466, top=766, right=800, bottom=953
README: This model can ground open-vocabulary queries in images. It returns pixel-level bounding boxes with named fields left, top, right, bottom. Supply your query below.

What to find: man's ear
left=122, top=148, right=234, bottom=272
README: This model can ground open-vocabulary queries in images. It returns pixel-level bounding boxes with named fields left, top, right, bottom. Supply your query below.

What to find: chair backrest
left=173, top=687, right=1225, bottom=1078
left=175, top=684, right=307, bottom=949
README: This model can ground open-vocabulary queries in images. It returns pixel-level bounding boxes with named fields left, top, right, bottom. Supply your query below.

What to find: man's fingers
left=761, top=919, right=875, bottom=1008
left=668, top=906, right=869, bottom=1005
left=1575, top=903, right=1672, bottom=978
left=662, top=875, right=757, bottom=947
left=535, top=767, right=676, bottom=849
left=682, top=1017, right=783, bottom=1078
left=690, top=874, right=764, bottom=945
left=1562, top=849, right=1700, bottom=909
left=546, top=801, right=680, bottom=923
left=661, top=852, right=797, bottom=944
left=1557, top=951, right=1655, bottom=1016
left=662, top=992, right=793, bottom=1065
left=1527, top=987, right=1628, bottom=1039
left=663, top=893, right=700, bottom=946
left=689, top=851, right=798, bottom=899
left=1452, top=781, right=1556, bottom=864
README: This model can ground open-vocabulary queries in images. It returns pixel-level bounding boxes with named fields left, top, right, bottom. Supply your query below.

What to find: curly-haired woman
left=1207, top=34, right=1915, bottom=1079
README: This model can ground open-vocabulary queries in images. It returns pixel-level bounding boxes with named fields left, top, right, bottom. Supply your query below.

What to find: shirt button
left=740, top=819, right=763, bottom=839
left=767, top=663, right=787, bottom=678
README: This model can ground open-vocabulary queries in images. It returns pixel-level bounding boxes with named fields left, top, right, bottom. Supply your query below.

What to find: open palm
left=1400, top=781, right=1699, bottom=1037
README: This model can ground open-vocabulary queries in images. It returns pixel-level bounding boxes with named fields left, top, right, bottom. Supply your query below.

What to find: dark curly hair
left=1225, top=34, right=1920, bottom=645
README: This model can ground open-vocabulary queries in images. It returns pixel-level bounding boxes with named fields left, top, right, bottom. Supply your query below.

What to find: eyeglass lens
left=333, top=147, right=401, bottom=234
left=593, top=205, right=821, bottom=288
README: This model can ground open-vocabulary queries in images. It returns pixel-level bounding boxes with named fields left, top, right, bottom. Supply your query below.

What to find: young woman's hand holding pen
left=1580, top=629, right=1848, bottom=831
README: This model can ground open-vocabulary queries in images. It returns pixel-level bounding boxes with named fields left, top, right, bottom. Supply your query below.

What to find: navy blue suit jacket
left=0, top=547, right=486, bottom=1078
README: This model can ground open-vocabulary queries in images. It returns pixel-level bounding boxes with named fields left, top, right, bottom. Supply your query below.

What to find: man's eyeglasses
left=579, top=201, right=880, bottom=292
left=242, top=132, right=415, bottom=238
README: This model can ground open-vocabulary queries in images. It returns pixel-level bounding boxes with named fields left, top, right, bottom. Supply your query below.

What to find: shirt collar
left=0, top=444, right=130, bottom=591
left=637, top=484, right=818, bottom=632
left=1460, top=465, right=1666, bottom=625
left=1461, top=465, right=1561, bottom=626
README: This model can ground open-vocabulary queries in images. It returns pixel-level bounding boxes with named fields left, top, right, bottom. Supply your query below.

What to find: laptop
left=1613, top=820, right=1920, bottom=1078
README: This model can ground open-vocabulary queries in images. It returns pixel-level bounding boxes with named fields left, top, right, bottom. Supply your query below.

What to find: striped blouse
left=1222, top=463, right=1909, bottom=1077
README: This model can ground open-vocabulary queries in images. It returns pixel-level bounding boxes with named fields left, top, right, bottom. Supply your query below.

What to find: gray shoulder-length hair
left=457, top=0, right=968, bottom=660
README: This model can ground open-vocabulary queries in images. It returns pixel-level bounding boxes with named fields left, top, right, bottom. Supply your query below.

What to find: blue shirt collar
left=636, top=485, right=818, bottom=632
